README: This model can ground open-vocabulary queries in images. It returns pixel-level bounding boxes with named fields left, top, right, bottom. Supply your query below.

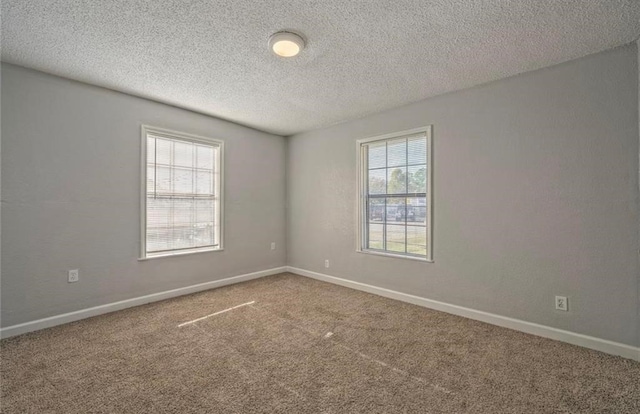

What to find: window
left=141, top=125, right=223, bottom=258
left=358, top=126, right=432, bottom=261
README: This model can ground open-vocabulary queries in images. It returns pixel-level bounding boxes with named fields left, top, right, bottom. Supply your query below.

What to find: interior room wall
left=0, top=63, right=287, bottom=327
left=637, top=39, right=640, bottom=351
left=287, top=44, right=640, bottom=347
left=0, top=58, right=3, bottom=328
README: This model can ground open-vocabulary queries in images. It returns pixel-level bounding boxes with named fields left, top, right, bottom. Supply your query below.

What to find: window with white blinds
left=141, top=126, right=223, bottom=258
left=358, top=127, right=433, bottom=261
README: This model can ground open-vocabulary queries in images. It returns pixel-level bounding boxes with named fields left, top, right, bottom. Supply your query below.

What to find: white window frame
left=356, top=126, right=433, bottom=262
left=140, top=125, right=224, bottom=259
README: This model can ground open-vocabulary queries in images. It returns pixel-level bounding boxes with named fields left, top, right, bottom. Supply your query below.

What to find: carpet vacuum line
left=246, top=303, right=454, bottom=396
left=178, top=301, right=256, bottom=327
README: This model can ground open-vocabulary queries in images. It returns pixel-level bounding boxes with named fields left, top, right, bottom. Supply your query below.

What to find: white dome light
left=269, top=32, right=305, bottom=57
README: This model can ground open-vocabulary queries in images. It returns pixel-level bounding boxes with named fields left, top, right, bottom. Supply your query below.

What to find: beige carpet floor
left=1, top=272, right=639, bottom=413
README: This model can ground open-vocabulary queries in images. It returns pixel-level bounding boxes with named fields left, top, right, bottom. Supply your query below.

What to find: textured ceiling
left=2, top=1, right=640, bottom=136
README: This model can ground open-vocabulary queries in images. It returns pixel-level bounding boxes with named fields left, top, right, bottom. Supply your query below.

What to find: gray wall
left=1, top=63, right=286, bottom=327
left=288, top=44, right=640, bottom=347
left=0, top=53, right=3, bottom=329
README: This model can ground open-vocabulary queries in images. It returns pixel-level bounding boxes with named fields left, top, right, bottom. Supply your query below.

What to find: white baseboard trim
left=286, top=266, right=640, bottom=362
left=0, top=266, right=287, bottom=339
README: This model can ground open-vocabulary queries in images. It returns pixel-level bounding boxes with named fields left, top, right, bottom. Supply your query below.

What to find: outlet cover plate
left=68, top=269, right=79, bottom=283
left=555, top=295, right=568, bottom=311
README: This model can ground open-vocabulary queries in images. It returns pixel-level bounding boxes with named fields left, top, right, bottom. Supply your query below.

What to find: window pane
left=147, top=197, right=171, bottom=228
left=147, top=136, right=156, bottom=162
left=408, top=196, right=427, bottom=224
left=408, top=165, right=427, bottom=193
left=194, top=223, right=214, bottom=247
left=156, top=166, right=172, bottom=193
left=196, top=199, right=213, bottom=223
left=386, top=197, right=404, bottom=223
left=393, top=201, right=408, bottom=225
left=408, top=136, right=426, bottom=165
left=407, top=225, right=427, bottom=256
left=173, top=140, right=193, bottom=167
left=146, top=166, right=155, bottom=193
left=197, top=145, right=214, bottom=169
left=147, top=227, right=172, bottom=252
left=155, top=138, right=172, bottom=165
left=173, top=168, right=193, bottom=194
left=368, top=142, right=386, bottom=169
left=368, top=223, right=384, bottom=250
left=173, top=225, right=195, bottom=250
left=147, top=197, right=172, bottom=253
left=387, top=139, right=406, bottom=167
left=368, top=169, right=386, bottom=195
left=172, top=199, right=193, bottom=226
left=386, top=225, right=406, bottom=253
left=196, top=171, right=213, bottom=195
left=368, top=198, right=385, bottom=222
left=387, top=167, right=406, bottom=194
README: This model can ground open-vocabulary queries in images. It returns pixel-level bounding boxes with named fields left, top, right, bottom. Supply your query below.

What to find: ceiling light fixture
left=269, top=31, right=305, bottom=57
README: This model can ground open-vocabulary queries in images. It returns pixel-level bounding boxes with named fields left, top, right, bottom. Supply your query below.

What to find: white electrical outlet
left=271, top=242, right=276, bottom=250
left=324, top=259, right=330, bottom=268
left=68, top=269, right=79, bottom=283
left=555, top=296, right=568, bottom=311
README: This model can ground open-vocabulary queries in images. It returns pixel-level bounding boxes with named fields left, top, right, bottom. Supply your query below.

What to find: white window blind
left=358, top=127, right=432, bottom=261
left=142, top=126, right=223, bottom=258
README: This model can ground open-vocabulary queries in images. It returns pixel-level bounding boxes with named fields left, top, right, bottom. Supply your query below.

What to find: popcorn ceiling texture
left=2, top=0, right=640, bottom=135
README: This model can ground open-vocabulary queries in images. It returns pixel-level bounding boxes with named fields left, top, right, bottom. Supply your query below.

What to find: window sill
left=357, top=249, right=433, bottom=263
left=139, top=247, right=223, bottom=261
